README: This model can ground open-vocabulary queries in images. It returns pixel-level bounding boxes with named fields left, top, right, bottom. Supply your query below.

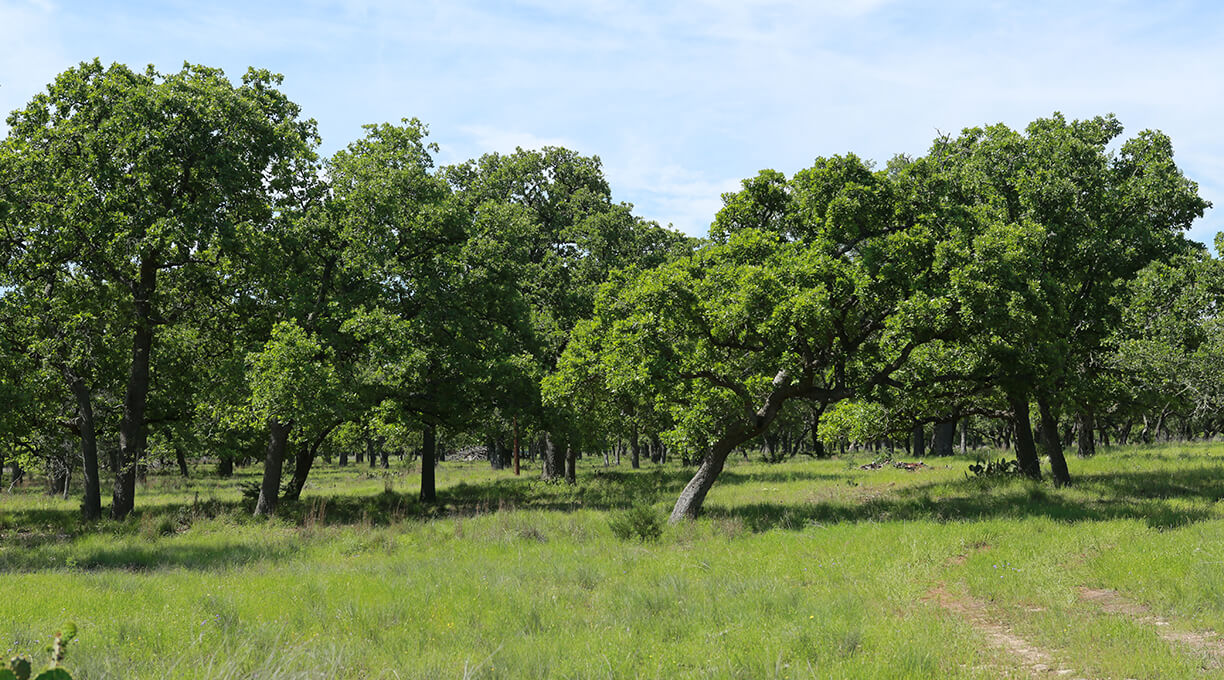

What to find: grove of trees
left=1, top=60, right=1218, bottom=523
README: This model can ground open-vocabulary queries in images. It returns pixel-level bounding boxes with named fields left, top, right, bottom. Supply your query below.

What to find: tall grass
left=3, top=445, right=1224, bottom=677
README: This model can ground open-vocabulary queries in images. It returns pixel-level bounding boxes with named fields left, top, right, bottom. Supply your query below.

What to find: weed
left=608, top=503, right=663, bottom=542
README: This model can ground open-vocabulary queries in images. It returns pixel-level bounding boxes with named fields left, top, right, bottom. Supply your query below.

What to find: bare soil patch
left=1077, top=587, right=1224, bottom=662
left=926, top=584, right=1086, bottom=678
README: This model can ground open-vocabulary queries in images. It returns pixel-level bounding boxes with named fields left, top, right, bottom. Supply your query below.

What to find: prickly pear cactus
left=2, top=624, right=76, bottom=680
left=6, top=656, right=32, bottom=680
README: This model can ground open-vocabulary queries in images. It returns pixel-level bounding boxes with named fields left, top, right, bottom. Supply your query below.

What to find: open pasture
left=5, top=445, right=1224, bottom=679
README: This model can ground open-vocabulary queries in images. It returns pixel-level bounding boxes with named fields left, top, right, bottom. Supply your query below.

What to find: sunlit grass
left=3, top=443, right=1224, bottom=678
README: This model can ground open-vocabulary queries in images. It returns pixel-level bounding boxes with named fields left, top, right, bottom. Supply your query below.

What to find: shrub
left=609, top=504, right=663, bottom=542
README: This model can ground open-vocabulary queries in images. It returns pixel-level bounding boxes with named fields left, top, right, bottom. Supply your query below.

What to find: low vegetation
left=4, top=445, right=1224, bottom=678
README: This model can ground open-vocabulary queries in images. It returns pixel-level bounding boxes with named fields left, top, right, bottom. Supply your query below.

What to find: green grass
left=4, top=444, right=1224, bottom=678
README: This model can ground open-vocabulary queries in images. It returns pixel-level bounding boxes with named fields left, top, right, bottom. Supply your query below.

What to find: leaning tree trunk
left=254, top=418, right=292, bottom=516
left=69, top=377, right=102, bottom=520
left=670, top=370, right=800, bottom=522
left=420, top=422, right=437, bottom=503
left=112, top=257, right=157, bottom=520
left=1037, top=396, right=1071, bottom=486
left=670, top=426, right=760, bottom=522
left=282, top=424, right=338, bottom=503
left=1076, top=407, right=1097, bottom=458
left=1006, top=390, right=1042, bottom=480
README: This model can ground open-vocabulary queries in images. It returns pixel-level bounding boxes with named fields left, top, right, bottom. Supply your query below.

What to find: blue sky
left=3, top=0, right=1223, bottom=243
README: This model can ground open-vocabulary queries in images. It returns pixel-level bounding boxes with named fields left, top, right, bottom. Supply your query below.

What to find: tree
left=559, top=153, right=962, bottom=521
left=446, top=147, right=695, bottom=481
left=333, top=120, right=532, bottom=503
left=0, top=60, right=318, bottom=518
left=926, top=114, right=1208, bottom=483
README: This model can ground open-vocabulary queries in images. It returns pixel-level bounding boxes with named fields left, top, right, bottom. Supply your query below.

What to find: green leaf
left=32, top=670, right=72, bottom=680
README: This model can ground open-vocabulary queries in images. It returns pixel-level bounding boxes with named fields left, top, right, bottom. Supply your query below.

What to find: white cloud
left=455, top=124, right=579, bottom=156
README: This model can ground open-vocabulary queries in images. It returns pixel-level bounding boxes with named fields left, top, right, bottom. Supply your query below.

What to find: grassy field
left=4, top=444, right=1224, bottom=678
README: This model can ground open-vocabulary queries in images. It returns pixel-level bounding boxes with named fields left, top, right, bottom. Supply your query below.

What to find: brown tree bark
left=670, top=369, right=802, bottom=522
left=1076, top=407, right=1097, bottom=458
left=932, top=419, right=956, bottom=456
left=629, top=422, right=641, bottom=469
left=1037, top=396, right=1071, bottom=486
left=420, top=422, right=437, bottom=503
left=911, top=424, right=925, bottom=458
left=69, top=377, right=102, bottom=520
left=542, top=431, right=566, bottom=480
left=112, top=256, right=158, bottom=520
left=175, top=447, right=189, bottom=478
left=565, top=443, right=577, bottom=484
left=254, top=418, right=292, bottom=516
left=1006, top=390, right=1042, bottom=480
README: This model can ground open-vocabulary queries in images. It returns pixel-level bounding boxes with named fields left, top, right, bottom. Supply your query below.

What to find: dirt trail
left=1077, top=587, right=1224, bottom=662
left=927, top=584, right=1087, bottom=679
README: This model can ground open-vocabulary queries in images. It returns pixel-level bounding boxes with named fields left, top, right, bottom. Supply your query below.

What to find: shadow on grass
left=4, top=458, right=1223, bottom=569
left=704, top=465, right=1224, bottom=532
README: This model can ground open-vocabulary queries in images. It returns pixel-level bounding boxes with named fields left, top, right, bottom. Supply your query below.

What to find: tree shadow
left=703, top=465, right=1224, bottom=532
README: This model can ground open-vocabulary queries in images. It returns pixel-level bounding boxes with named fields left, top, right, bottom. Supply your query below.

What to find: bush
left=609, top=504, right=663, bottom=542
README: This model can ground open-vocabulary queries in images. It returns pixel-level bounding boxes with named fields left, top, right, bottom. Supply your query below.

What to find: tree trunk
left=670, top=427, right=756, bottom=522
left=175, top=447, right=189, bottom=478
left=1077, top=407, right=1097, bottom=458
left=1006, top=390, right=1042, bottom=480
left=959, top=416, right=968, bottom=455
left=420, top=423, right=437, bottom=503
left=542, top=432, right=566, bottom=480
left=112, top=256, right=157, bottom=520
left=565, top=443, right=577, bottom=484
left=338, top=449, right=348, bottom=466
left=254, top=418, right=292, bottom=516
left=911, top=424, right=925, bottom=458
left=671, top=370, right=798, bottom=521
left=630, top=422, right=641, bottom=469
left=217, top=455, right=233, bottom=477
left=1038, top=396, right=1071, bottom=486
left=69, top=377, right=102, bottom=520
left=489, top=436, right=503, bottom=470
left=282, top=425, right=336, bottom=502
left=933, top=420, right=956, bottom=456
left=811, top=408, right=826, bottom=458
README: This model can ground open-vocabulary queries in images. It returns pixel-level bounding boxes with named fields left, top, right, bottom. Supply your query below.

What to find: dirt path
left=926, top=584, right=1087, bottom=679
left=1077, top=587, right=1224, bottom=663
